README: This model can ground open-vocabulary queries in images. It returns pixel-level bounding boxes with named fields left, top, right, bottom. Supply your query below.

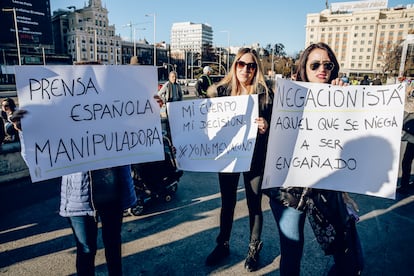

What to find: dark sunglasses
left=236, top=60, right=257, bottom=71
left=309, top=61, right=334, bottom=71
left=2, top=104, right=9, bottom=107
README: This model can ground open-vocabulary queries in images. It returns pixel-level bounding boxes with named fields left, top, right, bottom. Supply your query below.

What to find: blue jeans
left=268, top=196, right=306, bottom=276
left=68, top=207, right=123, bottom=276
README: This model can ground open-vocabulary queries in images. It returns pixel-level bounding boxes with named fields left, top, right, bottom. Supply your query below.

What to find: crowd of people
left=7, top=41, right=412, bottom=276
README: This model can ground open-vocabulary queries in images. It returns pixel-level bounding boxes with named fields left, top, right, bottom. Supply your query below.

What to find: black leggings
left=216, top=172, right=263, bottom=244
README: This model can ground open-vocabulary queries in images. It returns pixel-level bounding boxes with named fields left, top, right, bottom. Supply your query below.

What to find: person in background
left=11, top=72, right=138, bottom=276
left=158, top=71, right=183, bottom=103
left=340, top=73, right=349, bottom=84
left=130, top=56, right=139, bottom=65
left=195, top=66, right=213, bottom=98
left=0, top=117, right=5, bottom=144
left=1, top=98, right=19, bottom=143
left=360, top=75, right=370, bottom=85
left=205, top=48, right=273, bottom=272
left=264, top=42, right=363, bottom=276
left=372, top=75, right=382, bottom=85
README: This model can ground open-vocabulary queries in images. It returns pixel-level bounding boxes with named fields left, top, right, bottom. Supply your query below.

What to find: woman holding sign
left=264, top=42, right=363, bottom=276
left=205, top=48, right=273, bottom=272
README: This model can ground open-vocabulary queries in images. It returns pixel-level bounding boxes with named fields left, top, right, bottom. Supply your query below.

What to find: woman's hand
left=343, top=192, right=359, bottom=212
left=255, top=117, right=268, bottom=134
left=153, top=95, right=164, bottom=108
left=10, top=110, right=27, bottom=131
left=331, top=78, right=348, bottom=86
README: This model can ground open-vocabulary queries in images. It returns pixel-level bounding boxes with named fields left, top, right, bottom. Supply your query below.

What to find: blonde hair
left=217, top=48, right=269, bottom=96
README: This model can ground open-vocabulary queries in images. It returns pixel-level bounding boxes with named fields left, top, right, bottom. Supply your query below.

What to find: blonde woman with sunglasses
left=264, top=42, right=363, bottom=276
left=205, top=48, right=273, bottom=272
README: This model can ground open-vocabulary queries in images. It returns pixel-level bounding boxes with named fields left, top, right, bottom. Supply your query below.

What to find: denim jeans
left=68, top=207, right=123, bottom=276
left=268, top=196, right=306, bottom=276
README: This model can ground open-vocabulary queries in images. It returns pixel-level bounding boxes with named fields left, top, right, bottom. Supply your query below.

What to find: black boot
left=205, top=241, right=230, bottom=266
left=244, top=240, right=263, bottom=272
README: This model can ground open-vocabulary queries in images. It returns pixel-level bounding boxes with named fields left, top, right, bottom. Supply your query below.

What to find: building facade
left=54, top=0, right=122, bottom=65
left=170, top=22, right=213, bottom=54
left=306, top=0, right=414, bottom=77
left=0, top=0, right=71, bottom=83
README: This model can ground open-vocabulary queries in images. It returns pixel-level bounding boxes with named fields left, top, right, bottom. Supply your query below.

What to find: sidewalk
left=1, top=171, right=414, bottom=275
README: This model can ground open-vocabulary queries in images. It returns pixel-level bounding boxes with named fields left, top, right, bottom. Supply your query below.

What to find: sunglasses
left=2, top=104, right=9, bottom=107
left=236, top=60, right=257, bottom=71
left=309, top=61, right=335, bottom=71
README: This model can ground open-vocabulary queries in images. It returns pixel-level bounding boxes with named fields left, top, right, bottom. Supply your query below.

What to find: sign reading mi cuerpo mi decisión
left=262, top=78, right=405, bottom=199
left=15, top=65, right=164, bottom=182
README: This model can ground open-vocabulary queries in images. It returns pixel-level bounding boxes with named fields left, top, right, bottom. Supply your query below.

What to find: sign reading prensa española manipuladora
left=262, top=78, right=406, bottom=199
left=15, top=65, right=164, bottom=182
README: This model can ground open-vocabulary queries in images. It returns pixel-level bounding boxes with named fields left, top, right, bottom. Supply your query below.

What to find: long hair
left=2, top=98, right=16, bottom=111
left=295, top=42, right=339, bottom=83
left=217, top=47, right=269, bottom=96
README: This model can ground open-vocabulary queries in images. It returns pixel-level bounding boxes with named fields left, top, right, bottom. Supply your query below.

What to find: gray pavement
left=1, top=171, right=414, bottom=276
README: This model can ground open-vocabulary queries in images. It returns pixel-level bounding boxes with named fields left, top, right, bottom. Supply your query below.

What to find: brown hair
left=295, top=42, right=339, bottom=83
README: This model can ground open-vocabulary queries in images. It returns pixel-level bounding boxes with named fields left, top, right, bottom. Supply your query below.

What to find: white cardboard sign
left=167, top=95, right=258, bottom=172
left=15, top=65, right=164, bottom=182
left=262, top=78, right=406, bottom=199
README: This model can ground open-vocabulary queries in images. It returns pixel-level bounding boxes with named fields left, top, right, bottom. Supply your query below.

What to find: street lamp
left=2, top=8, right=21, bottom=65
left=145, top=13, right=156, bottom=66
left=123, top=22, right=146, bottom=58
left=133, top=27, right=145, bottom=57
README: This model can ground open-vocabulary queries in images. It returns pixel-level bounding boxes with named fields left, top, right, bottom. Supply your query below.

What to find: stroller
left=125, top=135, right=183, bottom=216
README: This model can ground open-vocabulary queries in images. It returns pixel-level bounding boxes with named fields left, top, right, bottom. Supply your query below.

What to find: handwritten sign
left=167, top=95, right=258, bottom=172
left=262, top=78, right=406, bottom=199
left=15, top=65, right=164, bottom=182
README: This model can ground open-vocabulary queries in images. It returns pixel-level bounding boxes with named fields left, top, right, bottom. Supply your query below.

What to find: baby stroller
left=125, top=135, right=183, bottom=216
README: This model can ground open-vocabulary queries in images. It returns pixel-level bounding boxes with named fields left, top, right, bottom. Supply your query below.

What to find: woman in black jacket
left=205, top=47, right=273, bottom=272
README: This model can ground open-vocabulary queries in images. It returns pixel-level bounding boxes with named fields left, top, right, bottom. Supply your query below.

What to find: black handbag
left=90, top=168, right=121, bottom=209
left=305, top=190, right=364, bottom=274
left=403, top=119, right=414, bottom=135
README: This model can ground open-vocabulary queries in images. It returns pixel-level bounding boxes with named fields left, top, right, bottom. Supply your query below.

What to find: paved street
left=1, top=170, right=414, bottom=275
left=1, top=86, right=414, bottom=275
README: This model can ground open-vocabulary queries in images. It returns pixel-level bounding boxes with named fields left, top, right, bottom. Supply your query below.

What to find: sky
left=51, top=0, right=414, bottom=56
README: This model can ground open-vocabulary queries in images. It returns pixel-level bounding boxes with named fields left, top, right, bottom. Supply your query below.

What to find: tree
left=265, top=43, right=286, bottom=57
left=378, top=41, right=401, bottom=76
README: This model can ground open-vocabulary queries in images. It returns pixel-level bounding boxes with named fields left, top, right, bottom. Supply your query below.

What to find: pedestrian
left=10, top=87, right=138, bottom=276
left=263, top=42, right=363, bottom=276
left=360, top=75, right=370, bottom=85
left=1, top=97, right=19, bottom=143
left=158, top=71, right=183, bottom=103
left=0, top=116, right=5, bottom=144
left=340, top=73, right=349, bottom=84
left=60, top=167, right=136, bottom=276
left=195, top=66, right=213, bottom=98
left=372, top=75, right=382, bottom=85
left=205, top=47, right=273, bottom=272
